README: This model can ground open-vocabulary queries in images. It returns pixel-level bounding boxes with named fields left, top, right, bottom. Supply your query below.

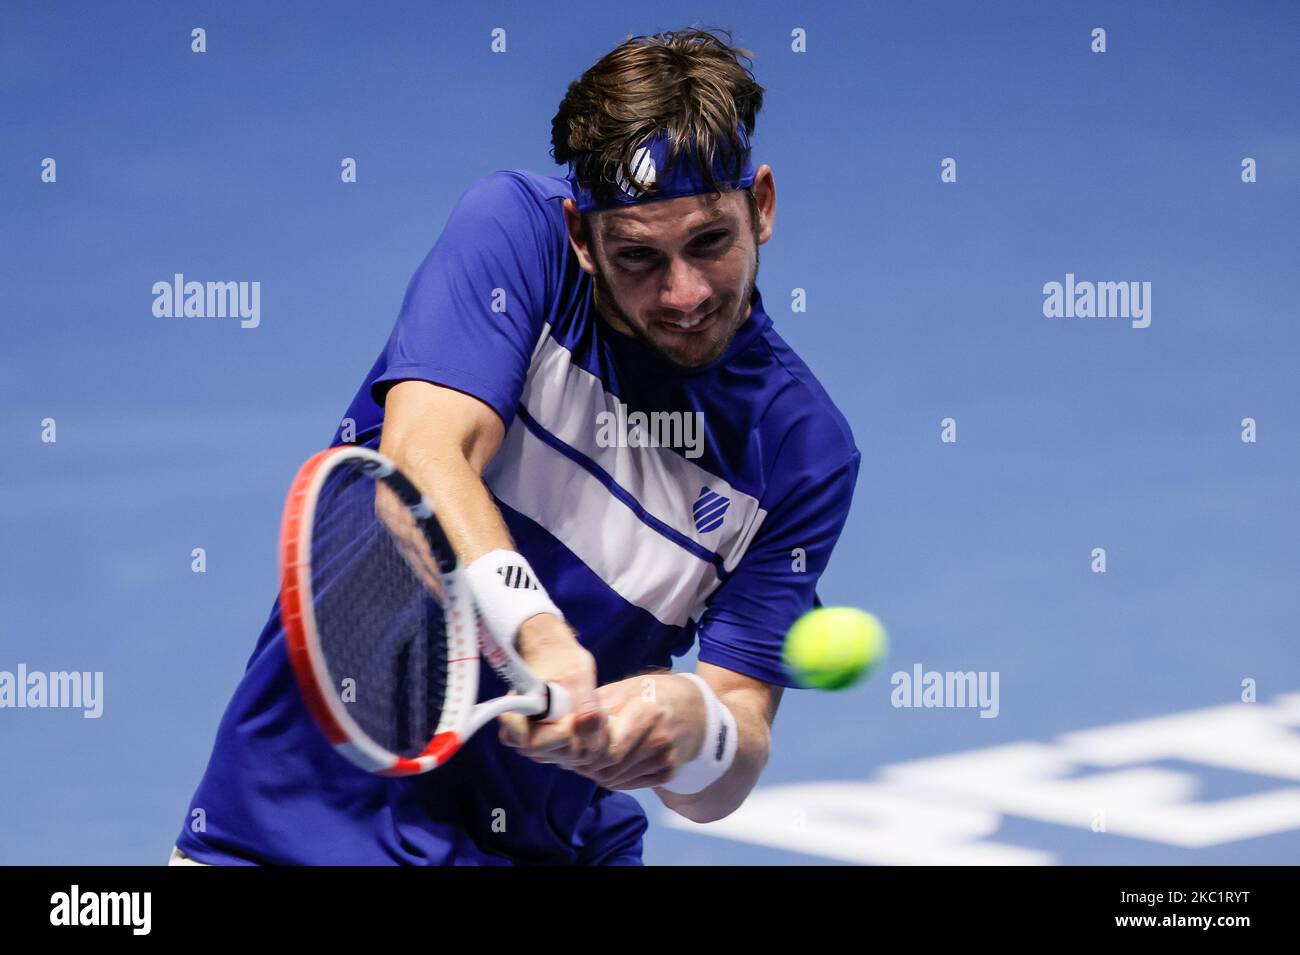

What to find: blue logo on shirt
left=692, top=487, right=730, bottom=533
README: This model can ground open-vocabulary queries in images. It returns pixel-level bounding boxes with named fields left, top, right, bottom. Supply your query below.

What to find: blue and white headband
left=565, top=125, right=756, bottom=213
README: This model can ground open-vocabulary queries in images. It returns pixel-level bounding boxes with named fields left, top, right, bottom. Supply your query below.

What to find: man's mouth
left=659, top=306, right=718, bottom=334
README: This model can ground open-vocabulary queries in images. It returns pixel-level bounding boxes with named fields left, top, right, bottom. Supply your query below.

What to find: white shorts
left=168, top=845, right=210, bottom=866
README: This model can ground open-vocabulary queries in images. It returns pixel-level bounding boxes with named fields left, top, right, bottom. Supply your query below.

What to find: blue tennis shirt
left=176, top=169, right=859, bottom=865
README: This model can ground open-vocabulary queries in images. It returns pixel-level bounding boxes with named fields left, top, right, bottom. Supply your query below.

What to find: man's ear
left=750, top=164, right=776, bottom=245
left=562, top=198, right=599, bottom=274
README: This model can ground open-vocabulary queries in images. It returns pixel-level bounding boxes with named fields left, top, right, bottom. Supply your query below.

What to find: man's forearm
left=378, top=435, right=515, bottom=565
left=379, top=438, right=574, bottom=660
left=377, top=386, right=601, bottom=724
left=656, top=691, right=771, bottom=823
left=642, top=673, right=773, bottom=824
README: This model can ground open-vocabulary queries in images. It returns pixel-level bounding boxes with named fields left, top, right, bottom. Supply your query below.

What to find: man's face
left=568, top=168, right=773, bottom=369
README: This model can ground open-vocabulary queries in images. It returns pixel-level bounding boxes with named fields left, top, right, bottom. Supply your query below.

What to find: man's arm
left=377, top=379, right=607, bottom=738
left=653, top=662, right=783, bottom=823
left=378, top=380, right=509, bottom=562
left=505, top=661, right=782, bottom=824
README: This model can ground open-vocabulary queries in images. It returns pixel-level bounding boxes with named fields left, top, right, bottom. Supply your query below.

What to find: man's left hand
left=499, top=672, right=706, bottom=791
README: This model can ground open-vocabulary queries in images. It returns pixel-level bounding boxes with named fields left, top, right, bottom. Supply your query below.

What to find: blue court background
left=2, top=1, right=1297, bottom=864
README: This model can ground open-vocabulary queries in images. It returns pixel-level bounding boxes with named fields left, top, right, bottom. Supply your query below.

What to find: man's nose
left=658, top=256, right=711, bottom=315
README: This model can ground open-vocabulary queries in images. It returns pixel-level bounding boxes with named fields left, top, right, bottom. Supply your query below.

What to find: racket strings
left=310, top=464, right=451, bottom=758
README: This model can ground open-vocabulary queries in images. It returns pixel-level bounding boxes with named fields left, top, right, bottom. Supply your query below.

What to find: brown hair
left=551, top=27, right=765, bottom=242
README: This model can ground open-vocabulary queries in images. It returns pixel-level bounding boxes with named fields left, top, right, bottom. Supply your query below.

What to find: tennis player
left=172, top=27, right=859, bottom=865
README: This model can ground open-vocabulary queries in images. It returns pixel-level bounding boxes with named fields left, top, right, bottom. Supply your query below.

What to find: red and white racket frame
left=278, top=445, right=568, bottom=777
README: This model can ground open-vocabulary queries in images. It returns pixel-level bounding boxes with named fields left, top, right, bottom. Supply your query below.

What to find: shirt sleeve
left=371, top=171, right=555, bottom=429
left=695, top=450, right=861, bottom=688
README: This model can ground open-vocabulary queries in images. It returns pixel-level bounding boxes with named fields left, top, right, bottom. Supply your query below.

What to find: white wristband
left=660, top=672, right=739, bottom=796
left=463, top=549, right=563, bottom=645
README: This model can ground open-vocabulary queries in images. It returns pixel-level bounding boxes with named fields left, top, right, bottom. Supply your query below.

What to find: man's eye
left=617, top=233, right=728, bottom=263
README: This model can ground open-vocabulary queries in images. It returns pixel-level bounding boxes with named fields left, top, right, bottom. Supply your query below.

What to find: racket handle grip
left=542, top=682, right=571, bottom=721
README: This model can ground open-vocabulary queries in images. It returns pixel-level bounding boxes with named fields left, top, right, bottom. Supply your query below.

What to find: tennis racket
left=278, top=445, right=570, bottom=776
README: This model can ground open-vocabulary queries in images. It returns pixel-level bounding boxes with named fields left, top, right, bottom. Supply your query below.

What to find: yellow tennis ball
left=783, top=607, right=888, bottom=690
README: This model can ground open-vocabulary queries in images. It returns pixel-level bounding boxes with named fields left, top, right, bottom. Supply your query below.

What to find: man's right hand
left=497, top=614, right=609, bottom=764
